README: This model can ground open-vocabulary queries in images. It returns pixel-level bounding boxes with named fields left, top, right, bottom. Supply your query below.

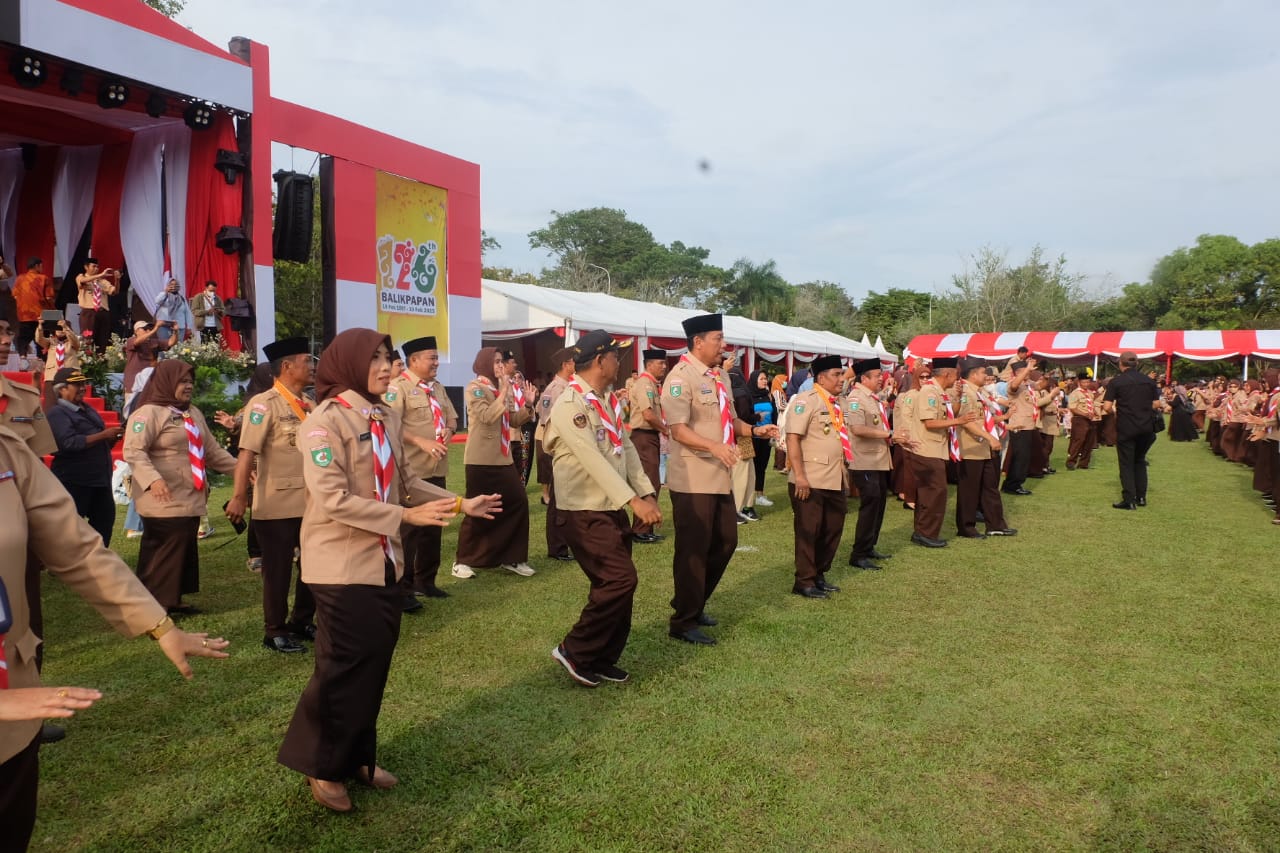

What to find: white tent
left=481, top=279, right=892, bottom=366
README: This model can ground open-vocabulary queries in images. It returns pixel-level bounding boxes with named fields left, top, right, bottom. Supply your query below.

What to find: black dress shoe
left=402, top=595, right=424, bottom=613
left=549, top=552, right=576, bottom=561
left=1010, top=488, right=1033, bottom=496
left=987, top=528, right=1018, bottom=536
left=911, top=532, right=948, bottom=548
left=791, top=586, right=829, bottom=599
left=850, top=558, right=882, bottom=570
left=742, top=508, right=761, bottom=521
left=695, top=612, right=718, bottom=627
left=1136, top=497, right=1147, bottom=507
left=419, top=586, right=451, bottom=598
left=816, top=577, right=841, bottom=592
left=1112, top=500, right=1137, bottom=510
left=632, top=533, right=661, bottom=544
left=263, top=635, right=307, bottom=654
left=288, top=623, right=318, bottom=642
left=1046, top=468, right=1058, bottom=474
left=869, top=549, right=892, bottom=560
left=1027, top=473, right=1045, bottom=479
left=958, top=531, right=988, bottom=539
left=40, top=724, right=66, bottom=744
left=669, top=627, right=717, bottom=645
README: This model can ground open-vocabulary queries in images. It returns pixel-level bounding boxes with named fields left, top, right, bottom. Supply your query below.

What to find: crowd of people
left=0, top=296, right=1232, bottom=843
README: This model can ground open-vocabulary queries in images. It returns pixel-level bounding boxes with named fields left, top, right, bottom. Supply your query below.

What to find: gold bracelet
left=146, top=615, right=175, bottom=641
left=454, top=496, right=463, bottom=513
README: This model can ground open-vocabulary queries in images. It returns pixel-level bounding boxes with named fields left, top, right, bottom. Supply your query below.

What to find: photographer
left=74, top=258, right=119, bottom=353
left=123, top=321, right=174, bottom=411
left=34, top=318, right=81, bottom=395
left=153, top=278, right=195, bottom=345
left=46, top=368, right=123, bottom=545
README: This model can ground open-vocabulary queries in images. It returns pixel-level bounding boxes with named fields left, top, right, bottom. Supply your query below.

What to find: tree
left=143, top=0, right=185, bottom=16
left=719, top=258, right=793, bottom=322
left=480, top=230, right=501, bottom=258
left=857, top=288, right=932, bottom=354
left=1147, top=234, right=1253, bottom=329
left=936, top=245, right=1087, bottom=333
left=790, top=281, right=860, bottom=338
left=528, top=208, right=658, bottom=291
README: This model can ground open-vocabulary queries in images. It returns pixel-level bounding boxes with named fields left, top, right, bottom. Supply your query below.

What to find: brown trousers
left=535, top=437, right=554, bottom=486
left=891, top=443, right=917, bottom=501
left=400, top=475, right=447, bottom=592
left=1222, top=423, right=1245, bottom=463
left=256, top=516, right=315, bottom=637
left=789, top=483, right=846, bottom=589
left=630, top=429, right=662, bottom=534
left=137, top=515, right=200, bottom=609
left=848, top=469, right=890, bottom=560
left=1067, top=419, right=1098, bottom=468
left=278, top=574, right=401, bottom=782
left=669, top=491, right=737, bottom=633
left=956, top=455, right=1007, bottom=535
left=535, top=442, right=570, bottom=557
left=908, top=452, right=947, bottom=539
left=0, top=734, right=39, bottom=851
left=559, top=509, right=638, bottom=670
left=456, top=464, right=529, bottom=566
left=1253, top=439, right=1276, bottom=494
left=1192, top=411, right=1206, bottom=431
left=1030, top=433, right=1055, bottom=474
left=1208, top=419, right=1224, bottom=455
left=77, top=307, right=112, bottom=352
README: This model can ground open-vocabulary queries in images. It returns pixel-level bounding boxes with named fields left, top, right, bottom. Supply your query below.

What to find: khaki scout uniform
left=124, top=404, right=237, bottom=518
left=544, top=377, right=654, bottom=674
left=37, top=330, right=81, bottom=382
left=784, top=387, right=848, bottom=590
left=909, top=380, right=950, bottom=539
left=297, top=389, right=456, bottom=586
left=534, top=373, right=572, bottom=554
left=463, top=378, right=533, bottom=466
left=845, top=383, right=892, bottom=562
left=1066, top=387, right=1099, bottom=468
left=953, top=379, right=1007, bottom=535
left=384, top=369, right=458, bottom=594
left=239, top=386, right=317, bottom=637
left=0, top=427, right=167, bottom=768
left=0, top=375, right=55, bottom=456
left=662, top=354, right=739, bottom=633
left=626, top=371, right=664, bottom=535
left=456, top=377, right=534, bottom=569
left=1002, top=374, right=1038, bottom=491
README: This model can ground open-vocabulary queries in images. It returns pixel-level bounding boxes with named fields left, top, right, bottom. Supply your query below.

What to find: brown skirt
left=455, top=463, right=530, bottom=566
left=136, top=515, right=200, bottom=609
left=277, top=578, right=401, bottom=782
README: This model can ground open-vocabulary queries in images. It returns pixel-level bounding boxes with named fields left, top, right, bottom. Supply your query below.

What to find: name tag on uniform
left=359, top=432, right=371, bottom=442
left=9, top=417, right=32, bottom=424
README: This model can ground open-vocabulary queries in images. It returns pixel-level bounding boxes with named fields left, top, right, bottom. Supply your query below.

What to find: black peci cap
left=681, top=313, right=722, bottom=337
left=853, top=357, right=882, bottom=377
left=402, top=336, right=438, bottom=356
left=642, top=348, right=667, bottom=362
left=932, top=357, right=959, bottom=370
left=263, top=337, right=310, bottom=361
left=811, top=354, right=844, bottom=375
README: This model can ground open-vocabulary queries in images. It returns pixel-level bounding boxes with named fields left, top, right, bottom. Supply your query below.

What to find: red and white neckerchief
left=336, top=396, right=398, bottom=566
left=680, top=354, right=733, bottom=444
left=174, top=407, right=206, bottom=491
left=1265, top=388, right=1280, bottom=434
left=980, top=390, right=1005, bottom=443
left=1224, top=394, right=1235, bottom=421
left=54, top=341, right=67, bottom=369
left=510, top=375, right=526, bottom=408
left=568, top=377, right=625, bottom=455
left=1083, top=389, right=1096, bottom=418
left=92, top=281, right=103, bottom=309
left=942, top=394, right=962, bottom=462
left=817, top=387, right=853, bottom=463
left=476, top=376, right=510, bottom=456
left=872, top=390, right=892, bottom=447
left=1027, top=385, right=1041, bottom=426
left=403, top=371, right=446, bottom=439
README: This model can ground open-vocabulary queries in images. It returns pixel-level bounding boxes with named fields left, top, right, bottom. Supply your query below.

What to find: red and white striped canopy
left=904, top=330, right=1280, bottom=362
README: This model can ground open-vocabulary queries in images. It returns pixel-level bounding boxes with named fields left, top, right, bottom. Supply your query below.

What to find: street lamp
left=587, top=263, right=611, bottom=294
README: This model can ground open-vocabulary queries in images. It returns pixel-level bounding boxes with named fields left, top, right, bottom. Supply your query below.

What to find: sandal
left=247, top=557, right=263, bottom=573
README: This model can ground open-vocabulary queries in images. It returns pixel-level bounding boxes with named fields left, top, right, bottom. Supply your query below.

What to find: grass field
left=30, top=437, right=1280, bottom=852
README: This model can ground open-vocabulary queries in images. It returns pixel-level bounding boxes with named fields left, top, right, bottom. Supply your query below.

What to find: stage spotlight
left=97, top=80, right=130, bottom=109
left=215, top=225, right=249, bottom=255
left=145, top=92, right=168, bottom=118
left=183, top=102, right=214, bottom=130
left=59, top=67, right=84, bottom=96
left=214, top=149, right=248, bottom=185
left=9, top=52, right=46, bottom=88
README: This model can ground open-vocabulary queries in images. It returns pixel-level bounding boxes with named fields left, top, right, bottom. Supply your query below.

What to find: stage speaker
left=273, top=170, right=314, bottom=264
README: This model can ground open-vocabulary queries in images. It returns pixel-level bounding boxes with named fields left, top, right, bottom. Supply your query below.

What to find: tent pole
left=1243, top=355, right=1249, bottom=381
left=1092, top=355, right=1098, bottom=378
left=564, top=321, right=576, bottom=346
left=1165, top=353, right=1172, bottom=385
left=786, top=350, right=794, bottom=378
left=638, top=334, right=647, bottom=373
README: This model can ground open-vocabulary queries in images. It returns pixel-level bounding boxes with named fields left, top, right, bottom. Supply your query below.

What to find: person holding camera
left=74, top=258, right=118, bottom=354
left=154, top=278, right=195, bottom=345
left=123, top=321, right=174, bottom=411
left=45, top=368, right=123, bottom=546
left=190, top=280, right=224, bottom=346
left=34, top=318, right=80, bottom=395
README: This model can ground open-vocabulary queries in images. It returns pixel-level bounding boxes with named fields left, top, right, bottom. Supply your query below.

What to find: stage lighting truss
left=145, top=92, right=168, bottom=118
left=183, top=101, right=215, bottom=131
left=9, top=52, right=47, bottom=88
left=97, top=79, right=130, bottom=109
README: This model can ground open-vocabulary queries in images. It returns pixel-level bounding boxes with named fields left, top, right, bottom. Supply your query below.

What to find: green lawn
left=30, top=437, right=1280, bottom=852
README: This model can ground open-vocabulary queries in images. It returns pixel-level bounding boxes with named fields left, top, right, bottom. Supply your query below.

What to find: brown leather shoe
left=308, top=777, right=353, bottom=812
left=354, top=765, right=399, bottom=790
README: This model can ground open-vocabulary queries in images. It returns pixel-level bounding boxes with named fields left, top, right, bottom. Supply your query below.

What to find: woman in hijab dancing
left=123, top=360, right=238, bottom=615
left=451, top=346, right=536, bottom=579
left=278, top=329, right=500, bottom=812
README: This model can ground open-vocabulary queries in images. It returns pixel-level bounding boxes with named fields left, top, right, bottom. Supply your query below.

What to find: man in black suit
left=1104, top=351, right=1160, bottom=510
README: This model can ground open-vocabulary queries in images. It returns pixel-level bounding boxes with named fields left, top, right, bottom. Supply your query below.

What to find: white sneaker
left=754, top=495, right=774, bottom=507
left=504, top=562, right=536, bottom=577
left=736, top=511, right=752, bottom=523
left=451, top=563, right=476, bottom=579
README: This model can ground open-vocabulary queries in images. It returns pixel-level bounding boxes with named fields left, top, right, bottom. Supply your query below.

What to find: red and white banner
left=905, top=330, right=1280, bottom=362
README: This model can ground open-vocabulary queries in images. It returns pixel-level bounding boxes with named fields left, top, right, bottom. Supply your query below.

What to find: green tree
left=480, top=230, right=501, bottom=258
left=528, top=208, right=658, bottom=291
left=143, top=0, right=186, bottom=16
left=719, top=258, right=793, bottom=322
left=1147, top=234, right=1253, bottom=329
left=936, top=245, right=1086, bottom=333
left=857, top=288, right=932, bottom=353
left=790, top=281, right=860, bottom=338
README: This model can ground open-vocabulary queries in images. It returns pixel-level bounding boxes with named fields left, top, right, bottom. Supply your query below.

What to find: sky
left=179, top=0, right=1280, bottom=301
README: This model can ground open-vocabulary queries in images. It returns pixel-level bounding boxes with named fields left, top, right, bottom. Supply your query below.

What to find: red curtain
left=185, top=114, right=244, bottom=349
left=15, top=146, right=56, bottom=274
left=91, top=142, right=130, bottom=273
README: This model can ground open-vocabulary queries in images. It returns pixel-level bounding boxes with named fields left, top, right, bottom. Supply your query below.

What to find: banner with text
left=375, top=171, right=449, bottom=354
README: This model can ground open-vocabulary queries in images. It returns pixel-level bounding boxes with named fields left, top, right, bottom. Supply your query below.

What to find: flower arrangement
left=79, top=334, right=256, bottom=414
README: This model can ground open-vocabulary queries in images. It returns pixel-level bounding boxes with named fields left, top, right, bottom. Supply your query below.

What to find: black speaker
left=272, top=170, right=314, bottom=263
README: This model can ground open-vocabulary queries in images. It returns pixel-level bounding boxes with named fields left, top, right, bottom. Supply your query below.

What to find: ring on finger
left=201, top=639, right=208, bottom=648
left=56, top=689, right=68, bottom=698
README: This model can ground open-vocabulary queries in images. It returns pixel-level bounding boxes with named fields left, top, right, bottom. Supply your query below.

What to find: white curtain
left=52, top=145, right=102, bottom=277
left=0, top=148, right=24, bottom=274
left=120, top=127, right=167, bottom=314
left=161, top=125, right=191, bottom=292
